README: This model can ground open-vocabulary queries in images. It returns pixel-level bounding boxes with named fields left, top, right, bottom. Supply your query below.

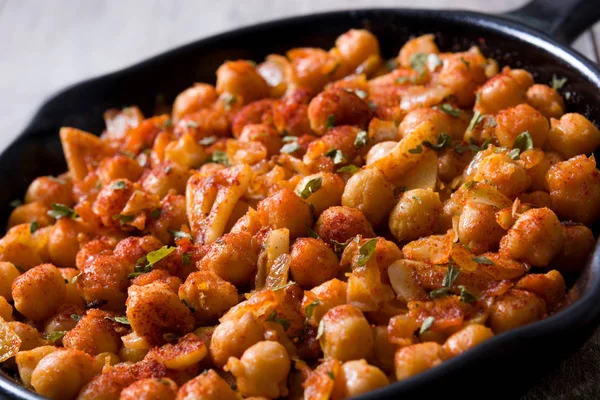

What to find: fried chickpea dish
left=1, top=30, right=599, bottom=400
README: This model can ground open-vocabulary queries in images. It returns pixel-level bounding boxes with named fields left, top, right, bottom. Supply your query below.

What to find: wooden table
left=0, top=0, right=599, bottom=398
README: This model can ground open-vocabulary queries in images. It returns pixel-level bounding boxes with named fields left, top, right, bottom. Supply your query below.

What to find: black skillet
left=1, top=0, right=600, bottom=399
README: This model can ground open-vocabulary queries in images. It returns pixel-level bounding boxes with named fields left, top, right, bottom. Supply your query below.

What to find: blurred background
left=0, top=0, right=598, bottom=150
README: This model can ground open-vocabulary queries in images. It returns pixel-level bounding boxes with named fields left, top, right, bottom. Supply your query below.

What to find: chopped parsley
left=409, top=53, right=429, bottom=74
left=281, top=142, right=301, bottom=154
left=458, top=285, right=477, bottom=303
left=111, top=180, right=127, bottom=190
left=337, top=165, right=360, bottom=174
left=443, top=264, right=460, bottom=287
left=422, top=133, right=452, bottom=151
left=44, top=331, right=67, bottom=343
left=170, top=230, right=193, bottom=240
left=325, top=114, right=336, bottom=130
left=105, top=316, right=130, bottom=325
left=551, top=75, right=567, bottom=90
left=510, top=131, right=534, bottom=160
left=223, top=93, right=238, bottom=110
left=182, top=252, right=192, bottom=266
left=198, top=136, right=217, bottom=146
left=210, top=151, right=230, bottom=166
left=439, top=103, right=462, bottom=117
left=419, top=317, right=435, bottom=335
left=182, top=298, right=196, bottom=313
left=326, top=371, right=336, bottom=380
left=467, top=111, right=485, bottom=131
left=356, top=238, right=378, bottom=267
left=304, top=300, right=321, bottom=319
left=71, top=314, right=82, bottom=322
left=307, top=226, right=320, bottom=239
left=29, top=221, right=38, bottom=233
left=299, top=177, right=322, bottom=199
left=472, top=256, right=494, bottom=265
left=112, top=214, right=135, bottom=225
left=408, top=144, right=423, bottom=154
left=354, top=130, right=369, bottom=148
left=186, top=120, right=199, bottom=128
left=150, top=208, right=162, bottom=219
left=325, top=149, right=344, bottom=165
left=9, top=199, right=22, bottom=208
left=48, top=203, right=78, bottom=220
left=265, top=310, right=290, bottom=331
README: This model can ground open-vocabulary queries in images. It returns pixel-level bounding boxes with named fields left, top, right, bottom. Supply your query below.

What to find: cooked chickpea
left=31, top=349, right=95, bottom=400
left=548, top=113, right=600, bottom=158
left=437, top=48, right=488, bottom=107
left=301, top=278, right=348, bottom=326
left=499, top=208, right=563, bottom=267
left=12, top=263, right=66, bottom=321
left=399, top=108, right=467, bottom=141
left=8, top=201, right=53, bottom=229
left=474, top=153, right=531, bottom=199
left=458, top=201, right=505, bottom=254
left=494, top=104, right=549, bottom=149
left=371, top=325, right=396, bottom=374
left=178, top=270, right=238, bottom=324
left=0, top=296, right=13, bottom=321
left=97, top=155, right=144, bottom=185
left=25, top=176, right=74, bottom=207
left=140, top=162, right=190, bottom=199
left=120, top=377, right=178, bottom=400
left=342, top=168, right=395, bottom=226
left=488, top=289, right=546, bottom=333
left=475, top=72, right=526, bottom=115
left=394, top=342, right=444, bottom=381
left=295, top=172, right=345, bottom=216
left=319, top=304, right=373, bottom=361
left=198, top=232, right=259, bottom=286
left=397, top=34, right=439, bottom=67
left=173, top=83, right=217, bottom=121
left=366, top=141, right=397, bottom=165
left=47, top=218, right=82, bottom=269
left=164, top=133, right=209, bottom=168
left=0, top=261, right=20, bottom=301
left=43, top=305, right=82, bottom=337
left=515, top=270, right=566, bottom=311
left=289, top=238, right=340, bottom=289
left=315, top=206, right=375, bottom=245
left=257, top=188, right=314, bottom=239
left=216, top=60, right=269, bottom=103
left=526, top=84, right=565, bottom=119
left=507, top=69, right=534, bottom=90
left=551, top=224, right=596, bottom=273
left=210, top=312, right=265, bottom=368
left=176, top=370, right=238, bottom=400
left=238, top=123, right=282, bottom=157
left=63, top=309, right=125, bottom=355
left=442, top=324, right=494, bottom=358
left=389, top=189, right=442, bottom=243
left=225, top=340, right=290, bottom=398
left=15, top=346, right=58, bottom=388
left=546, top=154, right=600, bottom=224
left=308, top=88, right=371, bottom=135
left=336, top=359, right=389, bottom=398
left=336, top=29, right=380, bottom=72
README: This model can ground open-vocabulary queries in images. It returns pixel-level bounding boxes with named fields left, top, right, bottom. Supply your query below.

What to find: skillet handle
left=504, top=0, right=600, bottom=44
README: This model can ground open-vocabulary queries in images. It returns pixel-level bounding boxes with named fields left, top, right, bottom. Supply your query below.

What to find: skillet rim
left=2, top=7, right=600, bottom=400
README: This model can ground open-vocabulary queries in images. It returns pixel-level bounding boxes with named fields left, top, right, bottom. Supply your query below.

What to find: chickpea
left=12, top=263, right=66, bottom=321
left=320, top=304, right=373, bottom=362
left=336, top=359, right=389, bottom=397
left=63, top=309, right=125, bottom=356
left=494, top=104, right=549, bottom=149
left=389, top=189, right=442, bottom=243
left=31, top=349, right=95, bottom=400
left=225, top=340, right=290, bottom=398
left=548, top=113, right=600, bottom=158
left=92, top=352, right=120, bottom=371
left=289, top=238, right=340, bottom=289
left=394, top=342, right=444, bottom=381
left=308, top=88, right=371, bottom=135
left=315, top=206, right=375, bottom=245
left=442, top=324, right=494, bottom=358
left=47, top=218, right=82, bottom=269
left=519, top=191, right=552, bottom=208
left=488, top=289, right=546, bottom=333
left=15, top=346, right=58, bottom=388
left=475, top=72, right=526, bottom=115
left=178, top=270, right=238, bottom=324
left=546, top=155, right=600, bottom=224
left=371, top=325, right=396, bottom=374
left=8, top=201, right=53, bottom=229
left=25, top=176, right=74, bottom=207
left=164, top=133, right=209, bottom=168
left=288, top=47, right=337, bottom=93
left=499, top=208, right=563, bottom=267
left=366, top=141, right=397, bottom=165
left=238, top=123, right=282, bottom=157
left=97, top=155, right=144, bottom=186
left=515, top=270, right=566, bottom=312
left=507, top=69, right=534, bottom=90
left=437, top=48, right=488, bottom=107
left=0, top=296, right=13, bottom=321
left=8, top=322, right=47, bottom=350
left=173, top=83, right=217, bottom=121
left=301, top=278, right=347, bottom=326
left=141, top=162, right=191, bottom=200
left=57, top=268, right=85, bottom=306
left=550, top=224, right=595, bottom=273
left=43, top=304, right=83, bottom=337
left=474, top=153, right=531, bottom=199
left=336, top=29, right=380, bottom=71
left=257, top=188, right=313, bottom=240
left=121, top=377, right=178, bottom=400
left=210, top=312, right=265, bottom=368
left=295, top=172, right=345, bottom=216
left=342, top=168, right=395, bottom=226
left=198, top=232, right=259, bottom=286
left=232, top=99, right=274, bottom=137
left=176, top=369, right=238, bottom=400
left=0, top=261, right=20, bottom=301
left=526, top=84, right=565, bottom=119
left=458, top=201, right=505, bottom=255
left=437, top=148, right=473, bottom=183
left=397, top=34, right=439, bottom=67
left=399, top=108, right=468, bottom=141
left=126, top=282, right=194, bottom=346
left=519, top=149, right=553, bottom=192
left=119, top=346, right=148, bottom=363
left=216, top=60, right=269, bottom=103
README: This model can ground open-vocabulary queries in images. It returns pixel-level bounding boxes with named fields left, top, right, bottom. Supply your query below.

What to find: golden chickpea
left=164, top=133, right=209, bottom=168
left=257, top=188, right=313, bottom=239
left=97, top=155, right=144, bottom=186
left=238, top=123, right=283, bottom=157
left=43, top=304, right=82, bottom=337
left=494, top=104, right=549, bottom=149
left=295, top=172, right=345, bottom=216
left=366, top=141, right=397, bottom=165
left=8, top=201, right=53, bottom=229
left=475, top=72, right=526, bottom=115
left=437, top=148, right=473, bottom=183
left=342, top=168, right=395, bottom=226
left=550, top=224, right=595, bottom=273
left=301, top=278, right=348, bottom=326
left=507, top=69, right=534, bottom=90
left=173, top=83, right=217, bottom=121
left=179, top=270, right=238, bottom=324
left=58, top=268, right=85, bottom=306
left=335, top=29, right=380, bottom=72
left=315, top=206, right=375, bottom=245
left=8, top=322, right=46, bottom=351
left=397, top=34, right=439, bottom=67
left=308, top=88, right=372, bottom=135
left=216, top=60, right=269, bottom=103
left=371, top=325, right=396, bottom=374
left=458, top=201, right=505, bottom=255
left=63, top=309, right=125, bottom=356
left=394, top=342, right=444, bottom=381
left=526, top=84, right=565, bottom=119
left=15, top=346, right=58, bottom=388
left=226, top=340, right=290, bottom=398
left=519, top=149, right=552, bottom=192
left=121, top=377, right=178, bottom=400
left=47, top=218, right=82, bottom=269
left=389, top=189, right=442, bottom=243
left=198, top=232, right=259, bottom=286
left=320, top=304, right=373, bottom=362
left=119, top=347, right=148, bottom=363
left=488, top=289, right=546, bottom=334
left=442, top=324, right=494, bottom=358
left=31, top=348, right=95, bottom=400
left=437, top=48, right=488, bottom=107
left=289, top=238, right=340, bottom=289
left=92, top=352, right=119, bottom=371
left=474, top=153, right=531, bottom=199
left=12, top=263, right=66, bottom=321
left=515, top=270, right=566, bottom=311
left=548, top=113, right=600, bottom=158
left=176, top=369, right=238, bottom=400
left=546, top=154, right=600, bottom=224
left=210, top=312, right=265, bottom=368
left=336, top=359, right=389, bottom=397
left=141, top=162, right=191, bottom=200
left=519, top=191, right=552, bottom=208
left=398, top=107, right=467, bottom=141
left=0, top=261, right=20, bottom=301
left=25, top=176, right=74, bottom=207
left=499, top=207, right=563, bottom=267
left=0, top=296, right=13, bottom=321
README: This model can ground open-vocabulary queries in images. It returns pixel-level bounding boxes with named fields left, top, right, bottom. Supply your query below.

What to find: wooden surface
left=0, top=0, right=599, bottom=398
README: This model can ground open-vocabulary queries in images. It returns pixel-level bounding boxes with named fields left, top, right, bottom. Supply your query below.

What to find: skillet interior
left=1, top=8, right=600, bottom=399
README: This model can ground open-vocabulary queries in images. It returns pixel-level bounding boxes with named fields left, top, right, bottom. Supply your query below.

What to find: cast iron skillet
left=1, top=0, right=600, bottom=399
